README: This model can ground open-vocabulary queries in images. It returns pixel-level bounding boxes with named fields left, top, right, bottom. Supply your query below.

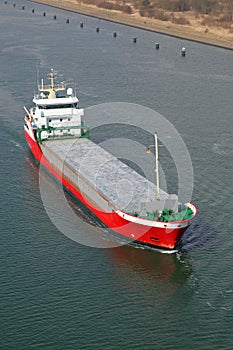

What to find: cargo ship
left=24, top=69, right=197, bottom=250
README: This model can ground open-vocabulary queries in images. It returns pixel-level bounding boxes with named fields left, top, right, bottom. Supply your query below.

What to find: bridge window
left=38, top=103, right=77, bottom=109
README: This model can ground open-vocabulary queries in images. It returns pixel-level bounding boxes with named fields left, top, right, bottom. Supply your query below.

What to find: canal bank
left=30, top=0, right=233, bottom=50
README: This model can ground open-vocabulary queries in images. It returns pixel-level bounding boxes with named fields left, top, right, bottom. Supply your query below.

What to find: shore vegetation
left=34, top=0, right=233, bottom=47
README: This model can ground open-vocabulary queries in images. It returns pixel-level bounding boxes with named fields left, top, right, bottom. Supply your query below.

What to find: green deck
left=36, top=125, right=90, bottom=144
left=131, top=206, right=194, bottom=222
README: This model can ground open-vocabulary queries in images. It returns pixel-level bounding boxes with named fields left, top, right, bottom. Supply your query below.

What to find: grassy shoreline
left=31, top=0, right=233, bottom=49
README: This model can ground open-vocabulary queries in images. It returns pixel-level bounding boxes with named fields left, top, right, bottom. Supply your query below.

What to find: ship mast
left=48, top=68, right=55, bottom=90
left=36, top=68, right=67, bottom=99
left=154, top=132, right=160, bottom=200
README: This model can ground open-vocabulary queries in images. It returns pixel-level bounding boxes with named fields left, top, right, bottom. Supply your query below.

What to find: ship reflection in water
left=107, top=246, right=196, bottom=302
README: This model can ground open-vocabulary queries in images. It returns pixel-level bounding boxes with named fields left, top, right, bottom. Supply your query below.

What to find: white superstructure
left=29, top=69, right=84, bottom=140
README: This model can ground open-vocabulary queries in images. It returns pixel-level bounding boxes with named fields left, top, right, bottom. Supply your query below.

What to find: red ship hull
left=24, top=128, right=196, bottom=250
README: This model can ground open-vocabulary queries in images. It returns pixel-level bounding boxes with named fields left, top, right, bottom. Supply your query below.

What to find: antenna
left=36, top=62, right=40, bottom=91
left=74, top=79, right=77, bottom=97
